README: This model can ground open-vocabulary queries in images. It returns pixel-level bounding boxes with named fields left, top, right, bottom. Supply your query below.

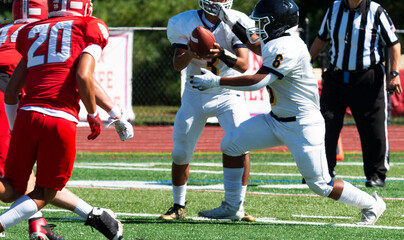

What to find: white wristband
left=88, top=110, right=98, bottom=118
left=108, top=106, right=121, bottom=119
left=5, top=103, right=18, bottom=130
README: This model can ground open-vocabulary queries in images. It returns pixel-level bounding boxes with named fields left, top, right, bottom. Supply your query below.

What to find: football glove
left=108, top=118, right=134, bottom=141
left=87, top=112, right=102, bottom=140
left=190, top=68, right=221, bottom=91
left=216, top=3, right=237, bottom=28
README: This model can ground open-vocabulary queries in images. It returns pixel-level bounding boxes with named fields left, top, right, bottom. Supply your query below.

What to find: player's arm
left=76, top=52, right=102, bottom=140
left=309, top=36, right=329, bottom=60
left=191, top=67, right=276, bottom=91
left=231, top=24, right=261, bottom=56
left=5, top=59, right=27, bottom=105
left=206, top=43, right=249, bottom=73
left=93, top=80, right=120, bottom=119
left=76, top=53, right=97, bottom=115
left=4, top=59, right=27, bottom=130
left=94, top=79, right=134, bottom=141
left=172, top=45, right=203, bottom=72
left=215, top=6, right=261, bottom=55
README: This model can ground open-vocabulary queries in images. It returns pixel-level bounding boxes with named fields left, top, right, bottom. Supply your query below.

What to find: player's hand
left=108, top=117, right=134, bottom=141
left=187, top=42, right=203, bottom=60
left=205, top=43, right=222, bottom=59
left=190, top=68, right=221, bottom=91
left=87, top=112, right=102, bottom=140
left=216, top=3, right=237, bottom=28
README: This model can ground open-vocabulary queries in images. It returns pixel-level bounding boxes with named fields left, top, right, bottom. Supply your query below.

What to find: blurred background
left=1, top=0, right=403, bottom=125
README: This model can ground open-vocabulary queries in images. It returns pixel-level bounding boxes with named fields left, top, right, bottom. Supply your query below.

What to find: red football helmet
left=12, top=0, right=48, bottom=23
left=48, top=0, right=93, bottom=17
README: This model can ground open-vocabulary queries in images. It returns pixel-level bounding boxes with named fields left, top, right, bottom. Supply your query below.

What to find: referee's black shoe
left=365, top=178, right=385, bottom=188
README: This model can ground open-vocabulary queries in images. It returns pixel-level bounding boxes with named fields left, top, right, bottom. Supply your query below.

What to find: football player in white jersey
left=190, top=0, right=386, bottom=225
left=159, top=0, right=259, bottom=221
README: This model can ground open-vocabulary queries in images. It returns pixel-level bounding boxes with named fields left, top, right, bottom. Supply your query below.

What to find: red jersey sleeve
left=84, top=17, right=109, bottom=50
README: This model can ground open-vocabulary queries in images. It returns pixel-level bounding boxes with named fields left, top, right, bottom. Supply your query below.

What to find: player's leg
left=160, top=91, right=207, bottom=220
left=320, top=70, right=347, bottom=177
left=216, top=93, right=254, bottom=221
left=0, top=110, right=38, bottom=204
left=51, top=188, right=123, bottom=240
left=0, top=90, right=10, bottom=177
left=0, top=109, right=63, bottom=238
left=199, top=114, right=281, bottom=220
left=288, top=119, right=385, bottom=225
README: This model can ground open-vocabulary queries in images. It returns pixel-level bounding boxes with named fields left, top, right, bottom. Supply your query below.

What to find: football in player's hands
left=189, top=26, right=216, bottom=59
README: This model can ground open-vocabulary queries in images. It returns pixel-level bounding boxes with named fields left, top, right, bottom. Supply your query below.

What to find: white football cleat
left=356, top=191, right=386, bottom=225
left=198, top=201, right=244, bottom=220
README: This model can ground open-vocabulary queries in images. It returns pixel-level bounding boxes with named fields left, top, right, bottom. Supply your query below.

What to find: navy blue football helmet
left=247, top=0, right=299, bottom=43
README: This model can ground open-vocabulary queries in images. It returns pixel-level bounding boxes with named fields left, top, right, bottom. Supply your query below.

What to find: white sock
left=28, top=211, right=43, bottom=220
left=73, top=199, right=93, bottom=219
left=241, top=185, right=247, bottom=204
left=0, top=195, right=38, bottom=230
left=173, top=184, right=187, bottom=206
left=338, top=181, right=376, bottom=209
left=223, top=167, right=243, bottom=207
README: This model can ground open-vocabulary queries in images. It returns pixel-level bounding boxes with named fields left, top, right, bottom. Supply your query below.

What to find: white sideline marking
left=259, top=184, right=309, bottom=189
left=65, top=180, right=404, bottom=199
left=73, top=163, right=404, bottom=181
left=292, top=214, right=353, bottom=219
left=75, top=162, right=404, bottom=167
left=0, top=206, right=401, bottom=230
left=67, top=180, right=225, bottom=190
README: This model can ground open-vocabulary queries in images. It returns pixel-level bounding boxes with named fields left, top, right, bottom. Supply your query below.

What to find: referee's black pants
left=320, top=64, right=389, bottom=181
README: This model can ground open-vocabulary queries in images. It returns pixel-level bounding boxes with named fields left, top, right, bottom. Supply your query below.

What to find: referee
left=310, top=0, right=402, bottom=187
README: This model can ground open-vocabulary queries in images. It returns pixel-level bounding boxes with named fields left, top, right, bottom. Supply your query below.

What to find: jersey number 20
left=27, top=20, right=74, bottom=68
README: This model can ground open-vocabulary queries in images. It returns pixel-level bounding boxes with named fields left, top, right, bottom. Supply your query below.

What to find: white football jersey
left=261, top=35, right=322, bottom=120
left=167, top=9, right=254, bottom=94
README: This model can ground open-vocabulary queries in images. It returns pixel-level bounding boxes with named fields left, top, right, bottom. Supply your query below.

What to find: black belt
left=270, top=112, right=296, bottom=122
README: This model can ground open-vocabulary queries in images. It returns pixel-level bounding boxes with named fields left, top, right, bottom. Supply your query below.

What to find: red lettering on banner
left=95, top=71, right=114, bottom=89
left=243, top=88, right=265, bottom=102
left=98, top=71, right=105, bottom=84
left=107, top=71, right=113, bottom=89
left=99, top=50, right=105, bottom=63
left=248, top=52, right=263, bottom=72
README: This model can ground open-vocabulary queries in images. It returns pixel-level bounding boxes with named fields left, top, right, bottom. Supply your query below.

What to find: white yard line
left=0, top=206, right=399, bottom=230
left=292, top=214, right=353, bottom=219
left=73, top=164, right=404, bottom=181
left=75, top=161, right=404, bottom=167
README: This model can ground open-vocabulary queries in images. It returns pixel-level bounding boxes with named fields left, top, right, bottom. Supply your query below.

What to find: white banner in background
left=181, top=51, right=270, bottom=123
left=79, top=31, right=135, bottom=122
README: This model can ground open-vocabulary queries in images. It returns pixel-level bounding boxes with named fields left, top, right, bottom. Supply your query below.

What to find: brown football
left=189, top=26, right=216, bottom=58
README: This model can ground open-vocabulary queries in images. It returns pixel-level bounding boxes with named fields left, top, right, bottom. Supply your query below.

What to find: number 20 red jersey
left=15, top=16, right=109, bottom=120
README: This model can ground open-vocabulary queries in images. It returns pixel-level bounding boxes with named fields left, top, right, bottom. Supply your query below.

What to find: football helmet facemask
left=12, top=0, right=48, bottom=23
left=247, top=0, right=299, bottom=44
left=48, top=0, right=93, bottom=18
left=199, top=0, right=232, bottom=16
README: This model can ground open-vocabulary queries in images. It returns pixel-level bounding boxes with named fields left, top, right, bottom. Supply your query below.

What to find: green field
left=1, top=151, right=403, bottom=239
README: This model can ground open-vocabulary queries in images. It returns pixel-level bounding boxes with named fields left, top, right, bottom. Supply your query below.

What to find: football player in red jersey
left=0, top=1, right=124, bottom=239
left=0, top=0, right=49, bottom=181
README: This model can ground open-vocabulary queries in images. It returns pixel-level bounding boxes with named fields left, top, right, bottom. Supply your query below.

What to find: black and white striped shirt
left=318, top=0, right=399, bottom=71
